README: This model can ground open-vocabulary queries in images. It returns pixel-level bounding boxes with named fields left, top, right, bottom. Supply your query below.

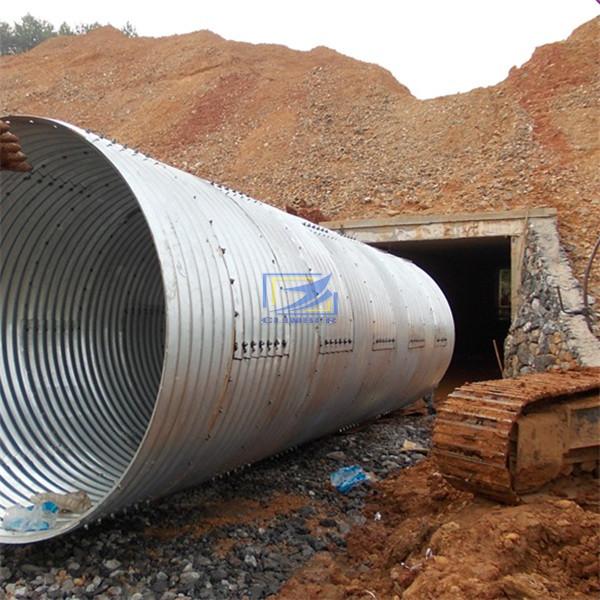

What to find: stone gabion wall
left=504, top=225, right=580, bottom=377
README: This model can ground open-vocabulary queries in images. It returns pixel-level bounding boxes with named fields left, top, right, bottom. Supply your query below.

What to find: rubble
left=278, top=460, right=600, bottom=599
left=0, top=415, right=432, bottom=599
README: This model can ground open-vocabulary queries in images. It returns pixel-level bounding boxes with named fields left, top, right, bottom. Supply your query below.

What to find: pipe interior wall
left=1, top=120, right=165, bottom=540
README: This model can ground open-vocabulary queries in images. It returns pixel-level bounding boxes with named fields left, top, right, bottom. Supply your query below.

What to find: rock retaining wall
left=504, top=218, right=599, bottom=376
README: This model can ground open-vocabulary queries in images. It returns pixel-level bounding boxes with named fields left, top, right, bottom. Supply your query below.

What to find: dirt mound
left=0, top=19, right=598, bottom=297
left=276, top=459, right=600, bottom=599
left=403, top=499, right=599, bottom=599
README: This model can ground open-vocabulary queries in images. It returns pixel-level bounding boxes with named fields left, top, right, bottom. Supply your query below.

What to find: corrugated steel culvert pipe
left=0, top=116, right=454, bottom=543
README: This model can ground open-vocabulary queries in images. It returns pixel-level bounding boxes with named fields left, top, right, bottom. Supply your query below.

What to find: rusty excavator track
left=433, top=368, right=600, bottom=503
left=0, top=119, right=32, bottom=172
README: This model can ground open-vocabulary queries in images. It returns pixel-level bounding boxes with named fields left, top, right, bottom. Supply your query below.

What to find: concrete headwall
left=321, top=208, right=599, bottom=378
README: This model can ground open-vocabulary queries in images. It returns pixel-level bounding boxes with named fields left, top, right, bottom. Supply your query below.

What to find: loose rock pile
left=0, top=415, right=433, bottom=599
left=279, top=459, right=600, bottom=599
left=0, top=17, right=597, bottom=299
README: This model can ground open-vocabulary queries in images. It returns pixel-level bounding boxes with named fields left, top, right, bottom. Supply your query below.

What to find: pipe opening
left=0, top=119, right=165, bottom=539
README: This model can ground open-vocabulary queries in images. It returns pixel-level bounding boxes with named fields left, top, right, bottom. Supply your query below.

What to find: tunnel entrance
left=374, top=236, right=511, bottom=400
left=321, top=210, right=559, bottom=403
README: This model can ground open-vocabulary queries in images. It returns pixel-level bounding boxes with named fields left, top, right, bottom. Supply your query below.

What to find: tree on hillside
left=121, top=21, right=137, bottom=38
left=0, top=14, right=138, bottom=55
left=0, top=21, right=12, bottom=55
left=12, top=13, right=55, bottom=53
left=0, top=13, right=55, bottom=54
left=58, top=22, right=74, bottom=36
left=73, top=22, right=103, bottom=35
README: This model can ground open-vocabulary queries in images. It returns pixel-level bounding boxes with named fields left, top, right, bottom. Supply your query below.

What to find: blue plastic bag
left=330, top=465, right=368, bottom=493
left=2, top=501, right=59, bottom=532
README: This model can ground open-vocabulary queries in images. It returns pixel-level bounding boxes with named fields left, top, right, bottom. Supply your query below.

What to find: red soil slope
left=1, top=18, right=598, bottom=295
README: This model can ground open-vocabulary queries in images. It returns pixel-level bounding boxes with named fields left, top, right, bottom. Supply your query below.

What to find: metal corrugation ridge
left=0, top=116, right=454, bottom=543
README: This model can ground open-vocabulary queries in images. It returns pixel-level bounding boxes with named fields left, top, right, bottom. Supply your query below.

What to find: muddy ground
left=0, top=413, right=432, bottom=599
left=1, top=406, right=598, bottom=600
left=278, top=459, right=600, bottom=600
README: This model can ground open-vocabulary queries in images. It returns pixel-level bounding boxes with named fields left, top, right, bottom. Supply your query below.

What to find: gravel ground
left=0, top=414, right=432, bottom=599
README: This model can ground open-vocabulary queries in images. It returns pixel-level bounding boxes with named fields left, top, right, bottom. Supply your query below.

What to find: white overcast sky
left=3, top=1, right=598, bottom=98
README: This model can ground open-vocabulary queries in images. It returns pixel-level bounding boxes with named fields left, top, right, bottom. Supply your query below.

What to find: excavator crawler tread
left=432, top=368, right=600, bottom=503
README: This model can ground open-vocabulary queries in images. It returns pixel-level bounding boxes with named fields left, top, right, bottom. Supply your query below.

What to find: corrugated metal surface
left=0, top=116, right=454, bottom=543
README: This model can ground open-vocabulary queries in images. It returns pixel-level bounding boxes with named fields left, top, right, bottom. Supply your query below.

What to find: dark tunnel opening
left=375, top=236, right=512, bottom=402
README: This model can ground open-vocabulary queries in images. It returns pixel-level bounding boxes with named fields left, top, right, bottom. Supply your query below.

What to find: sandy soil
left=276, top=459, right=600, bottom=600
left=0, top=18, right=598, bottom=299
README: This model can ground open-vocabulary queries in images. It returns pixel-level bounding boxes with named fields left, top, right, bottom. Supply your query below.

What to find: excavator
left=432, top=223, right=600, bottom=503
left=0, top=119, right=32, bottom=172
left=2, top=118, right=597, bottom=504
left=432, top=368, right=600, bottom=503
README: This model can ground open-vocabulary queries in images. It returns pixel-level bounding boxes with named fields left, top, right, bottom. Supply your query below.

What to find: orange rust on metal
left=0, top=120, right=32, bottom=172
left=432, top=368, right=600, bottom=503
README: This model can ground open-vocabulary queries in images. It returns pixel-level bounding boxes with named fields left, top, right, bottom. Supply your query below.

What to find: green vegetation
left=0, top=14, right=137, bottom=55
